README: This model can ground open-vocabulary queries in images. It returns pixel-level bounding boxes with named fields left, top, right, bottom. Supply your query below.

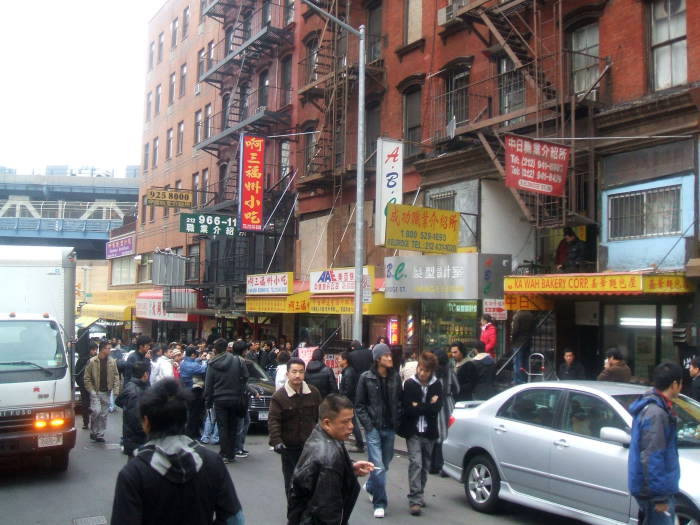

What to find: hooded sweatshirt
left=111, top=435, right=241, bottom=525
left=305, top=360, right=338, bottom=399
left=203, top=352, right=249, bottom=409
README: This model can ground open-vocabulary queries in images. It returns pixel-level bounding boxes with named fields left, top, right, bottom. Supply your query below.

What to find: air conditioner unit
left=194, top=83, right=201, bottom=95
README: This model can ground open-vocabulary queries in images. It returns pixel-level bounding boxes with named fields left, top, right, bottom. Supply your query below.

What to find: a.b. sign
left=374, top=138, right=403, bottom=245
left=384, top=203, right=460, bottom=254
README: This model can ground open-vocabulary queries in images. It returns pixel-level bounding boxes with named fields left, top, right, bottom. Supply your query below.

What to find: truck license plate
left=38, top=434, right=63, bottom=448
left=258, top=411, right=268, bottom=421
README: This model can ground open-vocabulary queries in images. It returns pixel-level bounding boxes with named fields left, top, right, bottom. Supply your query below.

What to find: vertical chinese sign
left=504, top=134, right=570, bottom=197
left=239, top=134, right=265, bottom=231
left=374, top=138, right=403, bottom=245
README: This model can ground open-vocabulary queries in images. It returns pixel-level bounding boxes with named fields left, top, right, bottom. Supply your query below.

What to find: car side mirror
left=600, top=426, right=631, bottom=447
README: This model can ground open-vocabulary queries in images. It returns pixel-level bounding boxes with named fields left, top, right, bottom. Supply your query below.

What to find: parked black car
left=244, top=359, right=275, bottom=426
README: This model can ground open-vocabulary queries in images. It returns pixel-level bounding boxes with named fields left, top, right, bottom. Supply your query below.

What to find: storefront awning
left=75, top=315, right=99, bottom=329
left=245, top=292, right=311, bottom=314
left=504, top=272, right=693, bottom=296
left=80, top=304, right=133, bottom=321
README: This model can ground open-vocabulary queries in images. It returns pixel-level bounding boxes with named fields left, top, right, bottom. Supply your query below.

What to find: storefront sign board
left=106, top=235, right=135, bottom=259
left=504, top=295, right=555, bottom=311
left=309, top=296, right=355, bottom=315
left=385, top=254, right=511, bottom=300
left=483, top=299, right=507, bottom=321
left=146, top=187, right=193, bottom=208
left=504, top=134, right=570, bottom=197
left=246, top=272, right=294, bottom=295
left=384, top=204, right=460, bottom=254
left=180, top=213, right=237, bottom=236
left=238, top=135, right=265, bottom=231
left=136, top=296, right=189, bottom=321
left=374, top=138, right=403, bottom=246
left=309, top=266, right=374, bottom=294
left=504, top=274, right=644, bottom=294
left=642, top=275, right=692, bottom=294
left=245, top=292, right=310, bottom=313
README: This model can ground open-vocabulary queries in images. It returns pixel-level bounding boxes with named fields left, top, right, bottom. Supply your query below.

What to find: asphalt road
left=0, top=411, right=584, bottom=525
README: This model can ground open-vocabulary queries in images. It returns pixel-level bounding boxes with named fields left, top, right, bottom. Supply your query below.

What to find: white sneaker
left=373, top=508, right=385, bottom=519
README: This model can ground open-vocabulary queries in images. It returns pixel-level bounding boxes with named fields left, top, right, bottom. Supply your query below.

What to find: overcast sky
left=0, top=0, right=165, bottom=177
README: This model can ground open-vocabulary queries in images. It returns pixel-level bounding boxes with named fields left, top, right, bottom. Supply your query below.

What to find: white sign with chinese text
left=136, top=296, right=189, bottom=322
left=246, top=272, right=293, bottom=295
left=483, top=298, right=507, bottom=321
left=310, top=266, right=374, bottom=295
left=374, top=138, right=403, bottom=246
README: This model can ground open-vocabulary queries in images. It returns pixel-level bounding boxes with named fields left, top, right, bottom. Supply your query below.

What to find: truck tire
left=464, top=454, right=500, bottom=513
left=50, top=450, right=70, bottom=472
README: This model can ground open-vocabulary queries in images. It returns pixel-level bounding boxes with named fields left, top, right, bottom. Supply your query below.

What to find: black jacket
left=691, top=376, right=700, bottom=402
left=355, top=366, right=402, bottom=433
left=203, top=352, right=249, bottom=409
left=347, top=348, right=373, bottom=374
left=124, top=350, right=152, bottom=384
left=115, top=378, right=149, bottom=455
left=339, top=366, right=360, bottom=404
left=559, top=361, right=586, bottom=380
left=287, top=425, right=359, bottom=525
left=111, top=435, right=241, bottom=525
left=305, top=361, right=338, bottom=399
left=398, top=376, right=443, bottom=440
left=75, top=354, right=91, bottom=389
left=471, top=355, right=496, bottom=400
left=455, top=361, right=477, bottom=402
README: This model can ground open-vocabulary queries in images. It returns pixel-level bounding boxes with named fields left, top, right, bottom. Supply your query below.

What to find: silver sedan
left=442, top=381, right=700, bottom=525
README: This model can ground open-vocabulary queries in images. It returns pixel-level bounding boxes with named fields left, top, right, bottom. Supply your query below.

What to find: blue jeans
left=637, top=498, right=675, bottom=525
left=365, top=428, right=395, bottom=509
left=235, top=411, right=250, bottom=452
left=226, top=510, right=245, bottom=525
left=513, top=344, right=530, bottom=384
left=201, top=409, right=219, bottom=443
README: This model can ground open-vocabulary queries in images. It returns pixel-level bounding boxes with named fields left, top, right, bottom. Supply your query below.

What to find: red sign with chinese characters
left=239, top=135, right=265, bottom=231
left=504, top=134, right=570, bottom=197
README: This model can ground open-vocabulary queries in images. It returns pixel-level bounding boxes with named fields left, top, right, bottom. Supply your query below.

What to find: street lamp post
left=301, top=0, right=366, bottom=342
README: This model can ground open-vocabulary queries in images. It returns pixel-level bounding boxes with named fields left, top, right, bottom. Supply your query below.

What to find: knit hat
left=372, top=343, right=391, bottom=361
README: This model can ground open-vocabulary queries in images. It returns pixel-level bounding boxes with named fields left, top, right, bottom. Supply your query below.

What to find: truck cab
left=0, top=313, right=76, bottom=470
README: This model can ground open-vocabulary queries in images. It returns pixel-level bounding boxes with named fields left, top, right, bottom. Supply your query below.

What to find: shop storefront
left=245, top=285, right=310, bottom=342
left=136, top=290, right=200, bottom=343
left=77, top=290, right=139, bottom=342
left=504, top=272, right=694, bottom=380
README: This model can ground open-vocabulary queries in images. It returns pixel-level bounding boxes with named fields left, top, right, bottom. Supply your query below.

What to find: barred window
left=429, top=190, right=456, bottom=211
left=608, top=185, right=681, bottom=240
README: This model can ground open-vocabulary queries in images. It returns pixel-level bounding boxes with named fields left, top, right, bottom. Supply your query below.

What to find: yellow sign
left=642, top=275, right=692, bottom=294
left=504, top=295, right=555, bottom=311
left=308, top=293, right=413, bottom=316
left=385, top=204, right=460, bottom=254
left=146, top=187, right=193, bottom=208
left=80, top=303, right=133, bottom=321
left=310, top=296, right=354, bottom=315
left=504, top=274, right=644, bottom=294
left=246, top=292, right=310, bottom=313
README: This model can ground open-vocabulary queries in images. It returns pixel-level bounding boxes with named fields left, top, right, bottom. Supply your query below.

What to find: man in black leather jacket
left=288, top=394, right=374, bottom=525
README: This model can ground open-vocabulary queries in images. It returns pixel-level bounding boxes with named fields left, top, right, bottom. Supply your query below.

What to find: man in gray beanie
left=355, top=343, right=403, bottom=519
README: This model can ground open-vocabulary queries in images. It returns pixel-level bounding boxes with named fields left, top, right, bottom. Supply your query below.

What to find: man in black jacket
left=305, top=348, right=338, bottom=399
left=124, top=335, right=152, bottom=384
left=111, top=378, right=243, bottom=525
left=689, top=358, right=700, bottom=401
left=338, top=351, right=364, bottom=452
left=347, top=339, right=373, bottom=374
left=204, top=338, right=250, bottom=463
left=355, top=343, right=402, bottom=519
left=288, top=394, right=374, bottom=525
left=399, top=352, right=443, bottom=516
left=559, top=349, right=586, bottom=380
left=115, top=360, right=150, bottom=456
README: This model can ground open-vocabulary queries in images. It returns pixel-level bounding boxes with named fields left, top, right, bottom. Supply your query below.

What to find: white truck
left=0, top=246, right=77, bottom=470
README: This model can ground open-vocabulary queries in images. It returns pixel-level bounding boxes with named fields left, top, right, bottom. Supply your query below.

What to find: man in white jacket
left=150, top=344, right=174, bottom=384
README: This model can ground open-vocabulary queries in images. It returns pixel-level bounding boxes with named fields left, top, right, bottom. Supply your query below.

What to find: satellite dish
left=446, top=116, right=456, bottom=139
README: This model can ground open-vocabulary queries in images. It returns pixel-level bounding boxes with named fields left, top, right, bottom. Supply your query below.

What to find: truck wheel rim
left=468, top=464, right=492, bottom=504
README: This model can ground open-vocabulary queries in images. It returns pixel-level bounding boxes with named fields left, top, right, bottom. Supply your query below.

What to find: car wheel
left=464, top=455, right=500, bottom=513
left=676, top=500, right=700, bottom=525
left=50, top=451, right=70, bottom=472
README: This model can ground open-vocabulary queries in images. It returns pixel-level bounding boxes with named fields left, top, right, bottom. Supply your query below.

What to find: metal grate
left=429, top=191, right=456, bottom=211
left=608, top=185, right=681, bottom=240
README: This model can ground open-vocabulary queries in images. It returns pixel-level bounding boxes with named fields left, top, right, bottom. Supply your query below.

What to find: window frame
left=145, top=91, right=152, bottom=121
left=204, top=104, right=213, bottom=139
left=194, top=110, right=203, bottom=144
left=607, top=184, right=682, bottom=241
left=496, top=388, right=564, bottom=430
left=155, top=84, right=162, bottom=115
left=179, top=63, right=187, bottom=97
left=168, top=72, right=176, bottom=105
left=158, top=32, right=164, bottom=63
left=182, top=6, right=190, bottom=39
left=152, top=137, right=159, bottom=169
left=166, top=128, right=174, bottom=160
left=176, top=121, right=185, bottom=155
left=148, top=41, right=155, bottom=71
left=570, top=22, right=600, bottom=95
left=171, top=17, right=179, bottom=49
left=649, top=0, right=687, bottom=91
left=143, top=143, right=150, bottom=172
left=403, top=86, right=422, bottom=157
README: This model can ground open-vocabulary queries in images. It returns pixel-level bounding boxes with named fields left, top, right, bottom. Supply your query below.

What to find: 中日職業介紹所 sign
left=146, top=187, right=194, bottom=208
left=504, top=134, right=570, bottom=197
left=179, top=213, right=237, bottom=236
left=384, top=203, right=460, bottom=254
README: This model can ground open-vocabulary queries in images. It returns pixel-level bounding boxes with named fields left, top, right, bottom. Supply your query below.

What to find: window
left=137, top=253, right=153, bottom=283
left=404, top=0, right=422, bottom=44
left=445, top=69, right=470, bottom=127
left=262, top=0, right=272, bottom=24
left=305, top=38, right=319, bottom=83
left=284, top=0, right=294, bottom=25
left=608, top=185, right=681, bottom=240
left=182, top=7, right=190, bottom=39
left=171, top=18, right=179, bottom=49
left=204, top=104, right=213, bottom=139
left=194, top=110, right=203, bottom=143
left=365, top=104, right=380, bottom=167
left=155, top=84, right=162, bottom=115
left=166, top=128, right=174, bottom=160
left=429, top=190, right=456, bottom=211
left=563, top=392, right=627, bottom=439
left=168, top=73, right=176, bottom=105
left=303, top=128, right=317, bottom=175
left=145, top=92, right=152, bottom=121
left=281, top=57, right=292, bottom=105
left=141, top=195, right=147, bottom=224
left=571, top=23, right=600, bottom=94
left=158, top=32, right=164, bottom=63
left=651, top=0, right=687, bottom=91
left=143, top=143, right=150, bottom=171
left=403, top=87, right=422, bottom=156
left=218, top=164, right=228, bottom=201
left=197, top=48, right=206, bottom=79
left=152, top=137, right=159, bottom=168
left=179, top=64, right=187, bottom=97
left=258, top=70, right=269, bottom=108
left=177, top=121, right=185, bottom=154
left=239, top=82, right=250, bottom=120
left=499, top=56, right=525, bottom=116
left=207, top=40, right=214, bottom=69
left=163, top=184, right=170, bottom=217
left=186, top=244, right=200, bottom=281
left=201, top=168, right=209, bottom=207
left=497, top=388, right=562, bottom=428
left=111, top=256, right=136, bottom=286
left=192, top=173, right=200, bottom=209
left=200, top=0, right=207, bottom=21
left=367, top=5, right=382, bottom=62
left=148, top=41, right=155, bottom=71
left=175, top=180, right=183, bottom=213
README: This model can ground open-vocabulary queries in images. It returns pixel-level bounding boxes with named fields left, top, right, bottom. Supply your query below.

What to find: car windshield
left=614, top=393, right=700, bottom=448
left=245, top=359, right=270, bottom=382
left=0, top=320, right=66, bottom=372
